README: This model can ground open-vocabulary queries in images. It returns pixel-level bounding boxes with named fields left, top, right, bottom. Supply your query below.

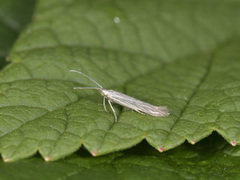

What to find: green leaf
left=1, top=0, right=240, bottom=166
left=1, top=135, right=240, bottom=180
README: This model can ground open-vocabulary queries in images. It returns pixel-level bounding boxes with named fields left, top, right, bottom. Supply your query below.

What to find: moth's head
left=99, top=89, right=110, bottom=96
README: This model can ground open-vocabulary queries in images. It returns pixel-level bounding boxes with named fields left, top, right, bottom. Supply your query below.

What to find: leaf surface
left=0, top=0, right=240, bottom=162
left=1, top=135, right=240, bottom=180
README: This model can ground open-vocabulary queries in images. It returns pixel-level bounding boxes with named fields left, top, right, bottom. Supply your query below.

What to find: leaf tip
left=3, top=158, right=9, bottom=162
left=158, top=147, right=164, bottom=152
left=231, top=141, right=237, bottom=146
left=44, top=156, right=51, bottom=162
left=92, top=151, right=98, bottom=156
left=190, top=140, right=196, bottom=145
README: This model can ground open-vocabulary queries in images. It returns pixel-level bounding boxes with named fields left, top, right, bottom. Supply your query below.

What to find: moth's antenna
left=73, top=87, right=100, bottom=90
left=69, top=70, right=103, bottom=89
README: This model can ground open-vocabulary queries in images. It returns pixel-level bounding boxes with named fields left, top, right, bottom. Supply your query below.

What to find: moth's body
left=69, top=70, right=170, bottom=122
left=99, top=89, right=169, bottom=117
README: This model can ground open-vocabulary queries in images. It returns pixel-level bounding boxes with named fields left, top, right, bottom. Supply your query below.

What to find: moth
left=70, top=70, right=169, bottom=122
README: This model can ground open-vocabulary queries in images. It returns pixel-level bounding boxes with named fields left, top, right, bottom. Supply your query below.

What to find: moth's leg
left=103, top=97, right=109, bottom=113
left=135, top=109, right=147, bottom=115
left=108, top=100, right=117, bottom=122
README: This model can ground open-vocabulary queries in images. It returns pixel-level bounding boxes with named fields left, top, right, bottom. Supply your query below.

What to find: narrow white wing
left=101, top=89, right=169, bottom=117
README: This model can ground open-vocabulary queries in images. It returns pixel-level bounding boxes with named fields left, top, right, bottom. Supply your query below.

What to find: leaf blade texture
left=0, top=0, right=240, bottom=162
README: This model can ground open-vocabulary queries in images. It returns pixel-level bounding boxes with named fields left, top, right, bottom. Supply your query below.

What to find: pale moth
left=70, top=70, right=169, bottom=122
